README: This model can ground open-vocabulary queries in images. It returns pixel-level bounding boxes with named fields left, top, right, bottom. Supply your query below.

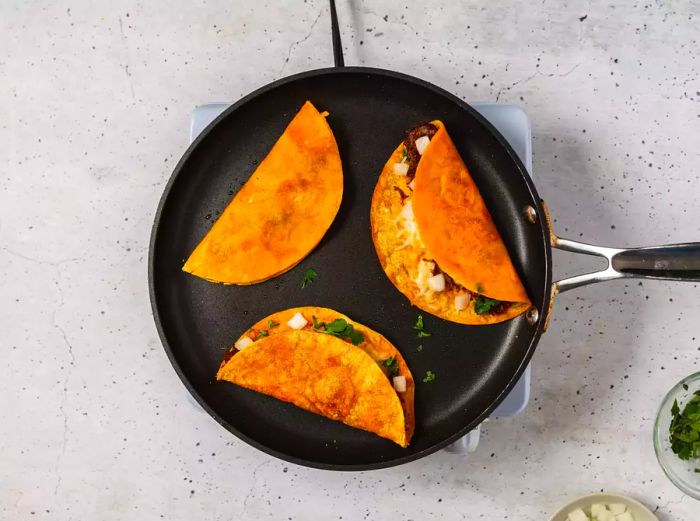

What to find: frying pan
left=148, top=2, right=700, bottom=470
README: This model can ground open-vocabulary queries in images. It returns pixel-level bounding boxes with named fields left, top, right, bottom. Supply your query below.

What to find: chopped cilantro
left=268, top=320, right=280, bottom=328
left=475, top=282, right=484, bottom=293
left=414, top=314, right=431, bottom=338
left=401, top=146, right=409, bottom=163
left=696, top=468, right=700, bottom=473
left=423, top=370, right=436, bottom=383
left=312, top=317, right=364, bottom=345
left=324, top=319, right=351, bottom=334
left=417, top=345, right=423, bottom=352
left=382, top=356, right=399, bottom=377
left=301, top=267, right=317, bottom=288
left=474, top=296, right=502, bottom=315
left=258, top=329, right=268, bottom=338
left=669, top=391, right=700, bottom=463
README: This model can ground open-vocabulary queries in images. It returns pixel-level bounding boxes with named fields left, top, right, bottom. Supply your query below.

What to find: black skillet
left=148, top=2, right=700, bottom=470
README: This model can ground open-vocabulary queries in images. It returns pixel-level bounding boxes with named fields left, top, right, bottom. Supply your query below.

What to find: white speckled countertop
left=2, top=1, right=699, bottom=519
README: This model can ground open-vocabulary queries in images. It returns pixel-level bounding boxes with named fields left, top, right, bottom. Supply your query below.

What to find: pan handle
left=552, top=236, right=700, bottom=293
left=329, top=0, right=345, bottom=67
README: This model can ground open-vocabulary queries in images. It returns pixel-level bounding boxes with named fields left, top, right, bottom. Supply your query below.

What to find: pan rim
left=148, top=66, right=553, bottom=470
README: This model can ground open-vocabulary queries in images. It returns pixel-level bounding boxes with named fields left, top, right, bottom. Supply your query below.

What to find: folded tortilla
left=217, top=307, right=414, bottom=447
left=370, top=121, right=531, bottom=325
left=183, top=101, right=342, bottom=284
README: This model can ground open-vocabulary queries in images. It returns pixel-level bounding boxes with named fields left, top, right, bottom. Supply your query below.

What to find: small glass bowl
left=653, top=371, right=700, bottom=500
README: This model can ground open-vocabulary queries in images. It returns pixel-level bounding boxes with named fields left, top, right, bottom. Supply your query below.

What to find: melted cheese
left=414, top=259, right=436, bottom=294
left=396, top=199, right=422, bottom=249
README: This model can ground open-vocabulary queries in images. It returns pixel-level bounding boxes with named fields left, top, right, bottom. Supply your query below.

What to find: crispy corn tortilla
left=218, top=327, right=410, bottom=447
left=224, top=306, right=415, bottom=444
left=413, top=121, right=531, bottom=304
left=183, top=101, right=342, bottom=284
left=370, top=122, right=530, bottom=325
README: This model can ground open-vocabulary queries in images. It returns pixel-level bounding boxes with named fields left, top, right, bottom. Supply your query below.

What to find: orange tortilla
left=218, top=328, right=410, bottom=447
left=183, top=101, right=342, bottom=284
left=224, top=307, right=415, bottom=445
left=412, top=121, right=530, bottom=304
left=370, top=122, right=530, bottom=325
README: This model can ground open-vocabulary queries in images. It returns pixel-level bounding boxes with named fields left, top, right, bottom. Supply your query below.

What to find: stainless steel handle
left=552, top=236, right=700, bottom=293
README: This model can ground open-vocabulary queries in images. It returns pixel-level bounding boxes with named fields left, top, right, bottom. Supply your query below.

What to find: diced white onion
left=415, top=136, right=430, bottom=155
left=427, top=273, right=445, bottom=292
left=594, top=507, right=615, bottom=521
left=399, top=200, right=414, bottom=221
left=595, top=510, right=614, bottom=521
left=608, top=505, right=627, bottom=515
left=393, top=162, right=409, bottom=176
left=564, top=505, right=633, bottom=521
left=234, top=336, right=254, bottom=350
left=286, top=312, right=308, bottom=330
left=454, top=293, right=471, bottom=311
left=408, top=179, right=415, bottom=191
left=566, top=509, right=588, bottom=521
left=591, top=505, right=607, bottom=518
left=393, top=375, right=406, bottom=393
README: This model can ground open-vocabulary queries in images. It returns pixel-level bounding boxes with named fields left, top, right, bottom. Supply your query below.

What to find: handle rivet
left=526, top=307, right=539, bottom=325
left=524, top=206, right=537, bottom=224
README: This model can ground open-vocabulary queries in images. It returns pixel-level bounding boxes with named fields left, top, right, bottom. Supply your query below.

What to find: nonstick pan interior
left=149, top=67, right=552, bottom=469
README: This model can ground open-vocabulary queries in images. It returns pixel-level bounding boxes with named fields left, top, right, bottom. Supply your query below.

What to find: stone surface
left=1, top=1, right=699, bottom=519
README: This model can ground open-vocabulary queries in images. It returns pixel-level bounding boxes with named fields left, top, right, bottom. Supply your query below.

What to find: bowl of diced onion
left=548, top=493, right=658, bottom=521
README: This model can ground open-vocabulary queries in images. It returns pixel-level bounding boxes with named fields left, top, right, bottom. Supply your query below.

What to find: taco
left=183, top=101, right=342, bottom=285
left=370, top=121, right=531, bottom=325
left=217, top=307, right=414, bottom=447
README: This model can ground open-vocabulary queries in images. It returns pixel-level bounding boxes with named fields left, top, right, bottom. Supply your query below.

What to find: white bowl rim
left=548, top=492, right=659, bottom=521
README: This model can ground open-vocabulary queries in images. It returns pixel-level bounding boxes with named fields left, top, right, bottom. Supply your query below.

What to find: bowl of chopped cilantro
left=653, top=371, right=700, bottom=499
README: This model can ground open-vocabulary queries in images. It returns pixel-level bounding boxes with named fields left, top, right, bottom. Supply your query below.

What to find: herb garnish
left=401, top=146, right=409, bottom=163
left=669, top=390, right=700, bottom=463
left=268, top=320, right=280, bottom=328
left=423, top=370, right=436, bottom=383
left=301, top=268, right=317, bottom=288
left=475, top=282, right=484, bottom=293
left=258, top=329, right=269, bottom=338
left=312, top=316, right=364, bottom=346
left=474, top=296, right=502, bottom=315
left=414, top=315, right=431, bottom=338
left=382, top=356, right=399, bottom=377
left=417, top=345, right=423, bottom=352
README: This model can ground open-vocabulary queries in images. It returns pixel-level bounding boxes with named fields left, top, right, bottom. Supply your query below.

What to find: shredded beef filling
left=402, top=122, right=438, bottom=178
left=490, top=301, right=513, bottom=315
